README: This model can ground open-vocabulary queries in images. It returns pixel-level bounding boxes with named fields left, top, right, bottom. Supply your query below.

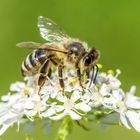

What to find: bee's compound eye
left=84, top=56, right=92, bottom=66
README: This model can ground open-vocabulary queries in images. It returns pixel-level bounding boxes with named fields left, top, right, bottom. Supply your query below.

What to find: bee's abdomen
left=21, top=49, right=47, bottom=77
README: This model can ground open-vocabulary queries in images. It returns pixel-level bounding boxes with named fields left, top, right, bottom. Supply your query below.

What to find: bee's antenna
left=93, top=64, right=98, bottom=83
left=89, top=64, right=98, bottom=87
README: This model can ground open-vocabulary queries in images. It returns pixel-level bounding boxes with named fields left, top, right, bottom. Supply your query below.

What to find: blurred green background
left=0, top=0, right=140, bottom=139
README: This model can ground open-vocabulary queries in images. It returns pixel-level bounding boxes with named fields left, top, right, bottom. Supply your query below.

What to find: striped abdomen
left=21, top=49, right=48, bottom=77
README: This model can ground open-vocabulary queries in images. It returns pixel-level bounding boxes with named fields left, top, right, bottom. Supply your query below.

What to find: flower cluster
left=0, top=68, right=140, bottom=136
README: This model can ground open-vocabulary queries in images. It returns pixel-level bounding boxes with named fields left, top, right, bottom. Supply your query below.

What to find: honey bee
left=17, top=16, right=100, bottom=92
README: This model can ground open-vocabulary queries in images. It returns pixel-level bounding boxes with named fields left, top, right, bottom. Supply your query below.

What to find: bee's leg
left=50, top=59, right=65, bottom=94
left=37, top=59, right=50, bottom=93
left=48, top=68, right=52, bottom=77
left=58, top=65, right=65, bottom=94
left=85, top=68, right=90, bottom=84
left=89, top=66, right=94, bottom=87
left=77, top=67, right=83, bottom=88
left=37, top=74, right=47, bottom=93
left=93, top=64, right=98, bottom=84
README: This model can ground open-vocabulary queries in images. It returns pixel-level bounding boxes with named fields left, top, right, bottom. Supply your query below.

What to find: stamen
left=107, top=69, right=114, bottom=75
left=97, top=63, right=103, bottom=69
left=70, top=78, right=77, bottom=83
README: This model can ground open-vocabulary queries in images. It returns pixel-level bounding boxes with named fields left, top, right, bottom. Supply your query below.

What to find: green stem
left=55, top=117, right=72, bottom=140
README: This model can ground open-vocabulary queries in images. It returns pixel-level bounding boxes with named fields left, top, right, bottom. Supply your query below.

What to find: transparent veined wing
left=17, top=41, right=68, bottom=53
left=17, top=42, right=41, bottom=49
left=38, top=16, right=70, bottom=43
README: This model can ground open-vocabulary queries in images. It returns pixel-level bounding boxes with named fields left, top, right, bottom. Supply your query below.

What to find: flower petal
left=71, top=90, right=81, bottom=102
left=42, top=108, right=55, bottom=117
left=49, top=112, right=66, bottom=120
left=32, top=94, right=40, bottom=102
left=68, top=110, right=81, bottom=120
left=42, top=105, right=64, bottom=117
left=56, top=94, right=67, bottom=103
left=126, top=110, right=140, bottom=132
left=0, top=124, right=11, bottom=136
left=120, top=113, right=131, bottom=130
left=10, top=82, right=25, bottom=92
left=1, top=93, right=10, bottom=102
left=24, top=101, right=34, bottom=109
left=25, top=110, right=37, bottom=117
left=126, top=96, right=140, bottom=109
left=74, top=102, right=91, bottom=112
left=106, top=74, right=121, bottom=89
left=128, top=86, right=136, bottom=95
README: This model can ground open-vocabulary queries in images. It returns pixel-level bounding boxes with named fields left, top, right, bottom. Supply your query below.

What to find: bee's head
left=83, top=48, right=100, bottom=67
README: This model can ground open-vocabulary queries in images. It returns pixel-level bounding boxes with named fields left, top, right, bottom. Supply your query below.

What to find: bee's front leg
left=58, top=65, right=65, bottom=94
left=77, top=67, right=84, bottom=88
left=85, top=68, right=90, bottom=84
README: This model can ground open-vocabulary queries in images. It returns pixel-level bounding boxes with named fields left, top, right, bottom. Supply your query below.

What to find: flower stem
left=55, top=117, right=72, bottom=140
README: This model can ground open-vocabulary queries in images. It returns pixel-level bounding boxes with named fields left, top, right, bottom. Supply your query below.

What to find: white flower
left=111, top=86, right=140, bottom=132
left=10, top=82, right=26, bottom=92
left=24, top=94, right=46, bottom=118
left=42, top=90, right=91, bottom=120
left=82, top=79, right=120, bottom=107
left=0, top=93, right=27, bottom=135
left=0, top=68, right=140, bottom=135
left=0, top=82, right=46, bottom=135
left=96, top=70, right=121, bottom=89
left=10, top=81, right=34, bottom=95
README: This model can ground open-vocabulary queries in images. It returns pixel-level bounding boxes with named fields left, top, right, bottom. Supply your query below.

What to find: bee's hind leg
left=37, top=59, right=51, bottom=94
left=58, top=65, right=65, bottom=95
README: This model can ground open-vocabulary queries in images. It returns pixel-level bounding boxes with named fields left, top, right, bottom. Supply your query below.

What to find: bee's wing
left=38, top=16, right=70, bottom=43
left=17, top=41, right=68, bottom=53
left=17, top=41, right=42, bottom=49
